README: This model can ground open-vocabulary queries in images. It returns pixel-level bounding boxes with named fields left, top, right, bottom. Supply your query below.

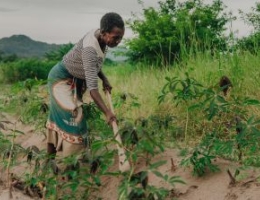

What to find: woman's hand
left=102, top=78, right=112, bottom=93
left=105, top=110, right=117, bottom=126
left=90, top=89, right=116, bottom=126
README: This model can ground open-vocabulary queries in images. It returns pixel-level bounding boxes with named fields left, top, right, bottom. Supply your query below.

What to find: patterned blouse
left=62, top=29, right=107, bottom=91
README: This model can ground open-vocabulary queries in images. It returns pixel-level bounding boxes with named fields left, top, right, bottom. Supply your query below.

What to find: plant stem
left=7, top=125, right=16, bottom=199
left=185, top=107, right=189, bottom=144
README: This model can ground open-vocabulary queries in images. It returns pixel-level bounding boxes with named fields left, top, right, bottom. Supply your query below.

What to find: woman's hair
left=100, top=12, right=124, bottom=33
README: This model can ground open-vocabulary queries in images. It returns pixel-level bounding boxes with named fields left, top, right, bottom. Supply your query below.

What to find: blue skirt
left=46, top=62, right=88, bottom=145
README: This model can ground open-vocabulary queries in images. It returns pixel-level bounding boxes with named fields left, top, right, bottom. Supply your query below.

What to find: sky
left=0, top=0, right=258, bottom=44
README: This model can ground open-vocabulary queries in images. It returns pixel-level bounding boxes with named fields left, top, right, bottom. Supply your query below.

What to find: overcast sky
left=0, top=0, right=258, bottom=44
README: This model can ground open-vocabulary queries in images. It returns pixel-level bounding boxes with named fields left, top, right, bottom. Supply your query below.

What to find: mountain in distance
left=0, top=34, right=128, bottom=61
left=0, top=35, right=61, bottom=58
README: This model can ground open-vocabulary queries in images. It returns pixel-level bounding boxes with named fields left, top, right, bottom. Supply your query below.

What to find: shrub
left=1, top=58, right=56, bottom=83
left=126, top=0, right=232, bottom=66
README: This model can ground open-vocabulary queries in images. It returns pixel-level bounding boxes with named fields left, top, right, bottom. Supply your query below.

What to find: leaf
left=169, top=176, right=186, bottom=185
left=188, top=103, right=201, bottom=111
left=91, top=140, right=104, bottom=152
left=93, top=176, right=101, bottom=187
left=247, top=116, right=255, bottom=125
left=161, top=82, right=170, bottom=94
left=152, top=170, right=164, bottom=179
left=169, top=82, right=178, bottom=92
left=64, top=182, right=79, bottom=192
left=216, top=95, right=227, bottom=104
left=207, top=99, right=217, bottom=120
left=149, top=160, right=167, bottom=170
left=165, top=76, right=171, bottom=81
left=243, top=99, right=260, bottom=105
left=158, top=94, right=166, bottom=104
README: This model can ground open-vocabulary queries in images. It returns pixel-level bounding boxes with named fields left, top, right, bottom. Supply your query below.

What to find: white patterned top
left=62, top=29, right=106, bottom=91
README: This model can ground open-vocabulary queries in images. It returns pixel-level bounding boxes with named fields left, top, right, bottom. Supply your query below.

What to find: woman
left=46, top=12, right=125, bottom=162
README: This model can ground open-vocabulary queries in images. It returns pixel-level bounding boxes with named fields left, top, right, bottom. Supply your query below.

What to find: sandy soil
left=1, top=112, right=260, bottom=200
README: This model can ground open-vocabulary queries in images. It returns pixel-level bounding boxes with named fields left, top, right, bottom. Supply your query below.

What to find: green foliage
left=45, top=43, right=73, bottom=61
left=240, top=2, right=260, bottom=32
left=158, top=72, right=204, bottom=105
left=126, top=0, right=231, bottom=66
left=237, top=3, right=260, bottom=53
left=1, top=79, right=48, bottom=136
left=160, top=71, right=260, bottom=175
left=237, top=33, right=260, bottom=54
left=0, top=58, right=56, bottom=83
left=0, top=43, right=74, bottom=83
left=103, top=58, right=118, bottom=66
left=0, top=51, right=18, bottom=63
left=184, top=149, right=220, bottom=176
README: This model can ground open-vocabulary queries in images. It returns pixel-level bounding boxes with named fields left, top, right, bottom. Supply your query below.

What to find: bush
left=236, top=32, right=260, bottom=54
left=238, top=3, right=260, bottom=53
left=0, top=58, right=56, bottom=83
left=126, top=0, right=232, bottom=66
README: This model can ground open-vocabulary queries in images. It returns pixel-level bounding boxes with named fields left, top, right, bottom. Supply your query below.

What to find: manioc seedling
left=189, top=149, right=220, bottom=177
left=118, top=121, right=139, bottom=150
left=128, top=171, right=149, bottom=199
left=227, top=168, right=240, bottom=185
left=0, top=120, right=25, bottom=199
left=25, top=145, right=46, bottom=176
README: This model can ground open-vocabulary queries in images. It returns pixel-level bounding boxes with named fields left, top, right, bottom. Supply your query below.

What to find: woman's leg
left=47, top=142, right=57, bottom=159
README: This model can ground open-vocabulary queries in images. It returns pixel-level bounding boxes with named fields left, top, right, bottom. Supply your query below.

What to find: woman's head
left=100, top=12, right=124, bottom=33
left=100, top=12, right=125, bottom=48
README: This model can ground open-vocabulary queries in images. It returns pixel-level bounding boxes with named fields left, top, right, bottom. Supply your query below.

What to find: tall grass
left=103, top=51, right=260, bottom=132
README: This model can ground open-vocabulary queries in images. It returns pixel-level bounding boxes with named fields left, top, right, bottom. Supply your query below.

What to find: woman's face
left=102, top=27, right=125, bottom=48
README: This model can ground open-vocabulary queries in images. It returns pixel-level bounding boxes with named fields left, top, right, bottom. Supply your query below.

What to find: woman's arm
left=98, top=70, right=112, bottom=93
left=98, top=70, right=107, bottom=81
left=82, top=47, right=115, bottom=124
left=90, top=89, right=116, bottom=124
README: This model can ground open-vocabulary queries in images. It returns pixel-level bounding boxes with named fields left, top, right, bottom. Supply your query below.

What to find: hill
left=0, top=35, right=128, bottom=61
left=0, top=35, right=61, bottom=58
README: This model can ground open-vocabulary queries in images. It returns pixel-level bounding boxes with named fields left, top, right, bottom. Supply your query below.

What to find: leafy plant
left=1, top=59, right=55, bottom=83
left=126, top=0, right=232, bottom=65
left=45, top=43, right=73, bottom=62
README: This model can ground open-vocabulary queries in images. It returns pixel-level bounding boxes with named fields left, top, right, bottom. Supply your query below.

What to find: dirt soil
left=1, top=112, right=260, bottom=200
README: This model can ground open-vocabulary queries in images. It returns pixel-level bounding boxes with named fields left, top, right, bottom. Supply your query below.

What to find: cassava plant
left=160, top=72, right=260, bottom=176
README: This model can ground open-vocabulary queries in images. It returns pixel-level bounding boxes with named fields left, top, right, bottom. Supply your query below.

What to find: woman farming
left=46, top=12, right=125, bottom=162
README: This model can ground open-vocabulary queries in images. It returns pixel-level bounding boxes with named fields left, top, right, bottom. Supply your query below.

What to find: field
left=1, top=51, right=260, bottom=199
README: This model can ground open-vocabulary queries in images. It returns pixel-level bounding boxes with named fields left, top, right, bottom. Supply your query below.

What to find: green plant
left=0, top=120, right=25, bottom=198
left=45, top=43, right=73, bottom=62
left=126, top=0, right=232, bottom=65
left=1, top=59, right=56, bottom=83
left=118, top=161, right=185, bottom=200
left=158, top=72, right=204, bottom=142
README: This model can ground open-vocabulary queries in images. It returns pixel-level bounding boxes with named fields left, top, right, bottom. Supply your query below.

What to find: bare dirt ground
left=1, top=112, right=260, bottom=200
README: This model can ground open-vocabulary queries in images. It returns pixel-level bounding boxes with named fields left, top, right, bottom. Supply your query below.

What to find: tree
left=238, top=3, right=260, bottom=53
left=45, top=43, right=73, bottom=61
left=240, top=2, right=260, bottom=32
left=0, top=51, right=18, bottom=63
left=126, top=0, right=232, bottom=66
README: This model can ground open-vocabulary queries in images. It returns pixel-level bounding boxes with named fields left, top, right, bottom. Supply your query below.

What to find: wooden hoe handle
left=105, top=91, right=131, bottom=172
